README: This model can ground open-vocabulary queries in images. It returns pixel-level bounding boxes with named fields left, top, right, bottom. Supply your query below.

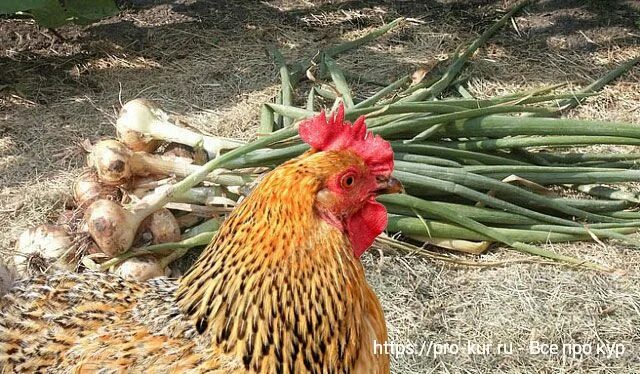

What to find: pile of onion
left=12, top=98, right=238, bottom=282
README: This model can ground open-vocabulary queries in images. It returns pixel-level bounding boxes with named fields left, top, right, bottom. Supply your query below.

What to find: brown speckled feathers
left=0, top=272, right=235, bottom=373
left=0, top=146, right=389, bottom=373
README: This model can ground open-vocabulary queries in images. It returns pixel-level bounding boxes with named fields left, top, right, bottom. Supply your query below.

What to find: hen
left=0, top=104, right=402, bottom=373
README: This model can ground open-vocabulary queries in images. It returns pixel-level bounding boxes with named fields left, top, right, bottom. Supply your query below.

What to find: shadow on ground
left=1, top=0, right=638, bottom=106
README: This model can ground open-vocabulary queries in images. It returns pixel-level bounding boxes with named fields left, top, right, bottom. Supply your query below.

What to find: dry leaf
left=306, top=67, right=317, bottom=82
left=409, top=235, right=492, bottom=255
left=410, top=67, right=428, bottom=86
left=501, top=174, right=556, bottom=196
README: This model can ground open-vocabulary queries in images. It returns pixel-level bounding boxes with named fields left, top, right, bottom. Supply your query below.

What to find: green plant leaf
left=0, top=0, right=119, bottom=28
left=65, top=0, right=119, bottom=25
left=0, top=0, right=46, bottom=14
left=29, top=0, right=69, bottom=28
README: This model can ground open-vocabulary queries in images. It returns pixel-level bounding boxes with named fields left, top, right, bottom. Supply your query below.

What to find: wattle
left=345, top=198, right=388, bottom=258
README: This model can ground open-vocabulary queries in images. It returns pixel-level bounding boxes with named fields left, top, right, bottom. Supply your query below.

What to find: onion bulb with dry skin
left=84, top=199, right=144, bottom=256
left=89, top=139, right=197, bottom=186
left=174, top=213, right=203, bottom=230
left=89, top=139, right=252, bottom=187
left=135, top=208, right=181, bottom=247
left=116, top=119, right=161, bottom=153
left=84, top=199, right=183, bottom=256
left=14, top=225, right=76, bottom=275
left=163, top=143, right=208, bottom=166
left=163, top=143, right=196, bottom=161
left=113, top=255, right=169, bottom=281
left=117, top=99, right=244, bottom=158
left=73, top=169, right=122, bottom=207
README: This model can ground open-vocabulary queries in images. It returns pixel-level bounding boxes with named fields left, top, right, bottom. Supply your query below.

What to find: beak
left=375, top=176, right=404, bottom=195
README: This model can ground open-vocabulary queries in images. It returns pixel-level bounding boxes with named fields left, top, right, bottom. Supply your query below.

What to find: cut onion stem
left=89, top=139, right=252, bottom=186
left=117, top=99, right=244, bottom=158
left=136, top=185, right=238, bottom=207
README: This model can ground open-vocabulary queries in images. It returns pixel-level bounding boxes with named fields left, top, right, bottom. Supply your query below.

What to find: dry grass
left=1, top=0, right=640, bottom=372
left=366, top=244, right=640, bottom=372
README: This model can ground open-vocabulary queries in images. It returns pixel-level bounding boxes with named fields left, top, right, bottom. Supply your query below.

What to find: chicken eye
left=341, top=174, right=356, bottom=189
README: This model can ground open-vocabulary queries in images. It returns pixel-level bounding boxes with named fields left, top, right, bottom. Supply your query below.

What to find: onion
left=89, top=139, right=249, bottom=186
left=84, top=199, right=142, bottom=256
left=117, top=99, right=244, bottom=158
left=88, top=139, right=133, bottom=185
left=135, top=208, right=181, bottom=246
left=73, top=169, right=122, bottom=208
left=175, top=213, right=203, bottom=230
left=116, top=110, right=161, bottom=153
left=14, top=225, right=76, bottom=275
left=89, top=139, right=195, bottom=186
left=163, top=143, right=209, bottom=166
left=113, top=255, right=169, bottom=281
left=163, top=143, right=196, bottom=160
left=84, top=198, right=183, bottom=256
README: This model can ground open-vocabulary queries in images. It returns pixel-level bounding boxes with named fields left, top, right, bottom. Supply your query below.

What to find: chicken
left=0, top=104, right=402, bottom=373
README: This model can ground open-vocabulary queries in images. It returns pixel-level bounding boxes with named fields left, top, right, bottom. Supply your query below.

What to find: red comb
left=299, top=103, right=394, bottom=176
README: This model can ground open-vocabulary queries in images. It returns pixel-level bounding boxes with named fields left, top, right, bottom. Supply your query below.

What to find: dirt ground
left=2, top=0, right=640, bottom=372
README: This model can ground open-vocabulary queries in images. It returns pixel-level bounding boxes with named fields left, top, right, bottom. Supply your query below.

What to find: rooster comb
left=299, top=103, right=394, bottom=175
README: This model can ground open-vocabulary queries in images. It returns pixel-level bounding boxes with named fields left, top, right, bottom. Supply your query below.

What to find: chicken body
left=1, top=273, right=220, bottom=372
left=0, top=150, right=391, bottom=373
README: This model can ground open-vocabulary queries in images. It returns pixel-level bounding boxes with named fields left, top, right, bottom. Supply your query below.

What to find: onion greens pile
left=225, top=3, right=640, bottom=271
